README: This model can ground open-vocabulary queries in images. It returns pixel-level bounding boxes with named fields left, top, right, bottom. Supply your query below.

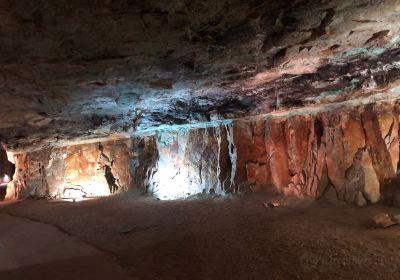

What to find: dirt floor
left=1, top=193, right=400, bottom=280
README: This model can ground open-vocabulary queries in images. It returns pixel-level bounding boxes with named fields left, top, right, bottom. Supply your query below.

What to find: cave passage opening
left=0, top=147, right=15, bottom=201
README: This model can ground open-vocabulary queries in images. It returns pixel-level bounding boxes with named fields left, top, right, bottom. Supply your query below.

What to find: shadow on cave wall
left=381, top=176, right=400, bottom=207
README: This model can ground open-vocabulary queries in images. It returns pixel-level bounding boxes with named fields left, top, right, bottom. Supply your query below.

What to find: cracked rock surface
left=1, top=0, right=400, bottom=150
left=6, top=96, right=400, bottom=204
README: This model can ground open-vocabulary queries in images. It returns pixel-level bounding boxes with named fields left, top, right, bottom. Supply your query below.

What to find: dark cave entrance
left=0, top=146, right=15, bottom=201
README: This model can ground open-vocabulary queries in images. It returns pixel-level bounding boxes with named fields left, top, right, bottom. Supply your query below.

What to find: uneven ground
left=1, top=194, right=400, bottom=280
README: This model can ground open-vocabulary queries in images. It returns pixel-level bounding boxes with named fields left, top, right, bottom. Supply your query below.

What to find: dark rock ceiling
left=1, top=0, right=400, bottom=151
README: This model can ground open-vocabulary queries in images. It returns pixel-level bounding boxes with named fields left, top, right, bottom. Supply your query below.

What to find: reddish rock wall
left=5, top=100, right=400, bottom=204
left=5, top=140, right=132, bottom=200
left=228, top=102, right=400, bottom=204
left=128, top=100, right=400, bottom=204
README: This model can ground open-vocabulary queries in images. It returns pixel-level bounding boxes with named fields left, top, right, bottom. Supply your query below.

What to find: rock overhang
left=0, top=0, right=400, bottom=151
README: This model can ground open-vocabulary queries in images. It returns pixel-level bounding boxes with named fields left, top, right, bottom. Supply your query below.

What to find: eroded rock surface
left=1, top=0, right=400, bottom=150
left=2, top=0, right=400, bottom=203
left=6, top=99, right=400, bottom=204
left=6, top=140, right=131, bottom=200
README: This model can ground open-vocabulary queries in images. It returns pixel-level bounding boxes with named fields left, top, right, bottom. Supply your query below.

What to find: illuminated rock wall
left=0, top=146, right=14, bottom=200
left=5, top=100, right=400, bottom=204
left=134, top=126, right=235, bottom=200
left=5, top=140, right=132, bottom=200
left=0, top=146, right=14, bottom=183
left=231, top=102, right=398, bottom=204
left=134, top=100, right=400, bottom=203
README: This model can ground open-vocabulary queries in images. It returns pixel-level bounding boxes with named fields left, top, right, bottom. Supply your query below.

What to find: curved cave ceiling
left=1, top=0, right=400, bottom=151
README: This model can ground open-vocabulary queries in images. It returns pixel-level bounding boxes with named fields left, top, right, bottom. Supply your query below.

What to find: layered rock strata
left=1, top=0, right=400, bottom=150
left=5, top=99, right=400, bottom=204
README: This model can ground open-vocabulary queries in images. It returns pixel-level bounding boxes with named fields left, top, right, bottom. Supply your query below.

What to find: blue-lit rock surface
left=1, top=0, right=400, bottom=151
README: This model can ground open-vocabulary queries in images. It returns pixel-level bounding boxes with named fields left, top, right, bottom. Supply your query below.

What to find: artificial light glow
left=61, top=180, right=111, bottom=201
left=63, top=187, right=86, bottom=200
left=148, top=132, right=204, bottom=200
left=59, top=197, right=95, bottom=203
left=59, top=185, right=103, bottom=203
left=148, top=126, right=236, bottom=200
left=0, top=174, right=10, bottom=186
left=152, top=162, right=194, bottom=200
left=3, top=174, right=10, bottom=183
left=63, top=171, right=112, bottom=198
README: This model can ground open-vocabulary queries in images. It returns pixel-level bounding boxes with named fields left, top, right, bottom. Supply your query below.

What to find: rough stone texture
left=2, top=1, right=400, bottom=204
left=133, top=126, right=234, bottom=199
left=131, top=136, right=159, bottom=192
left=6, top=98, right=400, bottom=204
left=371, top=213, right=398, bottom=228
left=5, top=140, right=131, bottom=200
left=1, top=0, right=400, bottom=151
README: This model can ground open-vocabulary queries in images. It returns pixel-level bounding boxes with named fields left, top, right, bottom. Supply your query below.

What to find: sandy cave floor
left=1, top=193, right=400, bottom=280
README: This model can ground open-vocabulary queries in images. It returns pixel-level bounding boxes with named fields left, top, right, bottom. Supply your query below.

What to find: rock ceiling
left=1, top=0, right=400, bottom=151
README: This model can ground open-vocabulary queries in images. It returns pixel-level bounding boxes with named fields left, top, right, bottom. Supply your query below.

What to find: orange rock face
left=5, top=100, right=400, bottom=204
left=232, top=100, right=400, bottom=204
left=6, top=140, right=132, bottom=199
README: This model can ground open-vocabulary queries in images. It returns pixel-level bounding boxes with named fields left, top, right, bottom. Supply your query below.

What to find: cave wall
left=134, top=100, right=400, bottom=204
left=0, top=146, right=14, bottom=182
left=5, top=100, right=400, bottom=204
left=233, top=101, right=399, bottom=205
left=5, top=140, right=132, bottom=200
left=0, top=146, right=14, bottom=200
left=134, top=126, right=234, bottom=199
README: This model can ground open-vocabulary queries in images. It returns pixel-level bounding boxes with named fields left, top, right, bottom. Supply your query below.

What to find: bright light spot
left=60, top=197, right=94, bottom=203
left=63, top=172, right=111, bottom=198
left=59, top=185, right=101, bottom=203
left=152, top=162, right=193, bottom=200
left=2, top=174, right=10, bottom=183
left=63, top=187, right=86, bottom=200
left=149, top=132, right=203, bottom=200
left=0, top=174, right=10, bottom=187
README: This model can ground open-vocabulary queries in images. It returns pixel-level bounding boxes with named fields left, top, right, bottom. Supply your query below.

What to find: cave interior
left=1, top=0, right=400, bottom=279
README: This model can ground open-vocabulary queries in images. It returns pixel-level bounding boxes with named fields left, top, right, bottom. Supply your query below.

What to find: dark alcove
left=0, top=146, right=15, bottom=201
